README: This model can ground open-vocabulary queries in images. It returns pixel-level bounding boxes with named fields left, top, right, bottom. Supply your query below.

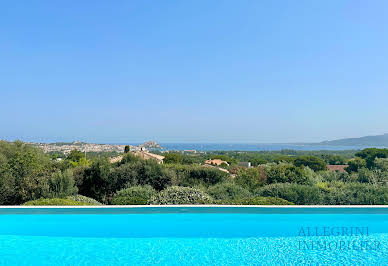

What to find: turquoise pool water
left=0, top=207, right=387, bottom=265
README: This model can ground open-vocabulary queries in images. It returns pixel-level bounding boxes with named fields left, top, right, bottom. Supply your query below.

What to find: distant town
left=29, top=141, right=163, bottom=155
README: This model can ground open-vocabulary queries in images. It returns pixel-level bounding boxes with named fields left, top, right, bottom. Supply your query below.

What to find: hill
left=319, top=133, right=388, bottom=146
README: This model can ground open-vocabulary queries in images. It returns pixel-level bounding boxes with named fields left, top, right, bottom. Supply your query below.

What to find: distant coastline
left=113, top=133, right=388, bottom=151
left=3, top=133, right=388, bottom=152
left=128, top=143, right=385, bottom=152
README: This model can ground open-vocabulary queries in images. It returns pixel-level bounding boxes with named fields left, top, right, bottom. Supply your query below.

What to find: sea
left=126, top=143, right=383, bottom=152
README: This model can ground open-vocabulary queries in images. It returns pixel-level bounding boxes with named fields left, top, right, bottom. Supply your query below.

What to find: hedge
left=111, top=185, right=156, bottom=205
left=23, top=198, right=96, bottom=206
left=148, top=186, right=213, bottom=205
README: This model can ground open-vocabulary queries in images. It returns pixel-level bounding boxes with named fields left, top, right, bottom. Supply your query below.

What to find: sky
left=1, top=0, right=388, bottom=143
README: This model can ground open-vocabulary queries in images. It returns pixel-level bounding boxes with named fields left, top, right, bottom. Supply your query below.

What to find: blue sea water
left=132, top=143, right=380, bottom=151
left=0, top=208, right=387, bottom=265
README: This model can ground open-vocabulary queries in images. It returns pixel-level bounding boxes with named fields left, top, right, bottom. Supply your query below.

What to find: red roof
left=327, top=165, right=347, bottom=172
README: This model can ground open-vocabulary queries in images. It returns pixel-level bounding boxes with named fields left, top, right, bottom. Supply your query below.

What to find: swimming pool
left=0, top=206, right=387, bottom=265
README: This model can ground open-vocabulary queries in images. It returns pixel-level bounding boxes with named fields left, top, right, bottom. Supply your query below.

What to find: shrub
left=14, top=174, right=51, bottom=204
left=207, top=182, right=251, bottom=201
left=293, top=156, right=327, bottom=172
left=111, top=185, right=156, bottom=205
left=346, top=158, right=367, bottom=173
left=235, top=167, right=266, bottom=190
left=347, top=168, right=388, bottom=185
left=47, top=169, right=78, bottom=198
left=107, top=163, right=140, bottom=192
left=163, top=153, right=183, bottom=164
left=118, top=153, right=141, bottom=165
left=256, top=182, right=388, bottom=205
left=167, top=165, right=230, bottom=187
left=321, top=182, right=388, bottom=205
left=23, top=198, right=97, bottom=206
left=77, top=158, right=112, bottom=203
left=227, top=196, right=294, bottom=205
left=72, top=166, right=87, bottom=187
left=322, top=154, right=346, bottom=165
left=0, top=141, right=52, bottom=205
left=77, top=159, right=175, bottom=203
left=67, top=195, right=103, bottom=205
left=114, top=160, right=175, bottom=191
left=355, top=148, right=388, bottom=169
left=148, top=186, right=213, bottom=205
left=263, top=163, right=318, bottom=185
left=256, top=183, right=323, bottom=205
left=374, top=158, right=388, bottom=171
left=319, top=171, right=348, bottom=182
left=135, top=161, right=175, bottom=191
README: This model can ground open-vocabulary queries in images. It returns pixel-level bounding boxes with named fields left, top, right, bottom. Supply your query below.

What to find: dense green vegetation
left=186, top=150, right=356, bottom=166
left=149, top=186, right=213, bottom=205
left=1, top=141, right=388, bottom=205
left=112, top=186, right=156, bottom=205
left=225, top=197, right=294, bottom=205
left=23, top=198, right=99, bottom=206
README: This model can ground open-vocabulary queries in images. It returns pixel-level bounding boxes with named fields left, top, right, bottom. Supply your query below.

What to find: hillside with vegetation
left=1, top=140, right=388, bottom=206
left=319, top=133, right=388, bottom=146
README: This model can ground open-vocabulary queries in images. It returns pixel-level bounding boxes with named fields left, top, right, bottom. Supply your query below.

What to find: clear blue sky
left=1, top=1, right=388, bottom=143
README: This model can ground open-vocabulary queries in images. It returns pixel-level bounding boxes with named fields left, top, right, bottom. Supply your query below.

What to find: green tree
left=47, top=169, right=78, bottom=198
left=264, top=162, right=318, bottom=185
left=163, top=153, right=183, bottom=164
left=293, top=156, right=327, bottom=171
left=119, top=152, right=141, bottom=165
left=321, top=155, right=345, bottom=165
left=66, top=150, right=90, bottom=167
left=207, top=155, right=236, bottom=165
left=0, top=141, right=52, bottom=204
left=235, top=167, right=266, bottom=190
left=167, top=165, right=229, bottom=187
left=374, top=158, right=388, bottom=171
left=207, top=182, right=251, bottom=201
left=67, top=150, right=85, bottom=162
left=124, top=145, right=130, bottom=153
left=355, top=148, right=388, bottom=169
left=135, top=160, right=175, bottom=191
left=346, top=157, right=367, bottom=173
left=77, top=158, right=112, bottom=203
